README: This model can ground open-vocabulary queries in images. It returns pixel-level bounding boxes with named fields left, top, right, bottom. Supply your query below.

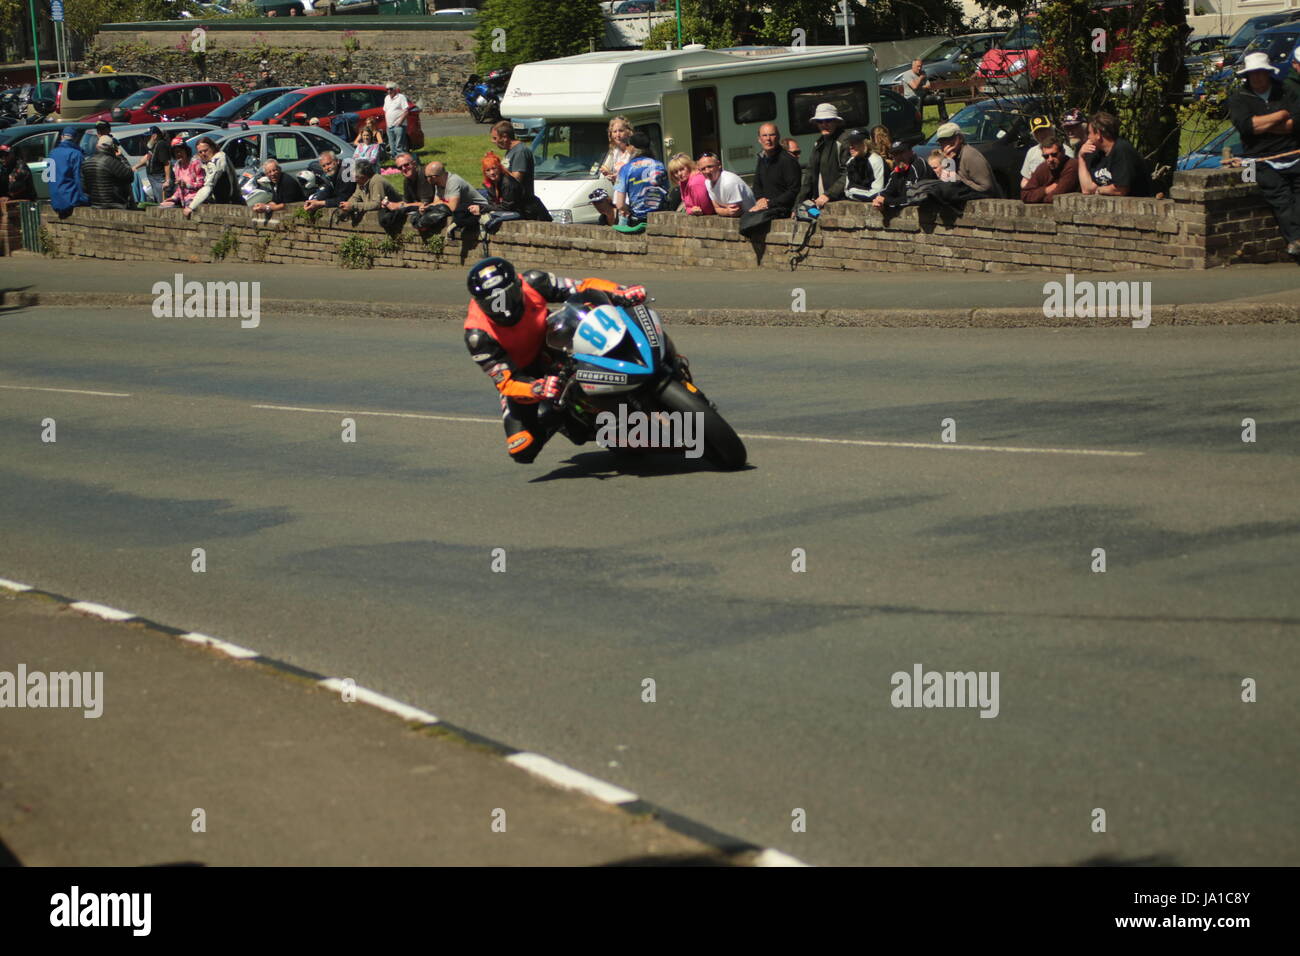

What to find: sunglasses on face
left=397, top=162, right=413, bottom=169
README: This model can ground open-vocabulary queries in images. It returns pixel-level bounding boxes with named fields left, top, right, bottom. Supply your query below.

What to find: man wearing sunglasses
left=381, top=151, right=439, bottom=230
left=697, top=152, right=754, bottom=217
left=1020, top=135, right=1079, bottom=205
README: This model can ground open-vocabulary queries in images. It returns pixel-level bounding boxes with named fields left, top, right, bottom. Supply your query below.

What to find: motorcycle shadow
left=529, top=449, right=754, bottom=483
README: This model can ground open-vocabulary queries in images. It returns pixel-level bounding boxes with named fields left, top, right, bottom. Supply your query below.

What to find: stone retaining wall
left=37, top=168, right=1289, bottom=274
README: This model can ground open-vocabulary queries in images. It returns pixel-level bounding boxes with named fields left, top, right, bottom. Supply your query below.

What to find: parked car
left=878, top=32, right=1004, bottom=88
left=74, top=121, right=219, bottom=202
left=1194, top=20, right=1300, bottom=101
left=1176, top=125, right=1241, bottom=171
left=1185, top=13, right=1300, bottom=94
left=0, top=122, right=97, bottom=199
left=254, top=0, right=308, bottom=13
left=1186, top=34, right=1229, bottom=57
left=242, top=84, right=424, bottom=148
left=26, top=72, right=165, bottom=121
left=432, top=5, right=479, bottom=14
left=912, top=95, right=1047, bottom=198
left=184, top=124, right=356, bottom=200
left=317, top=0, right=378, bottom=13
left=878, top=86, right=924, bottom=144
left=195, top=87, right=296, bottom=127
left=84, top=82, right=237, bottom=125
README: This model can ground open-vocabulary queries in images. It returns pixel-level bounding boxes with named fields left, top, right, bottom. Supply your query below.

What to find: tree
left=474, top=0, right=605, bottom=73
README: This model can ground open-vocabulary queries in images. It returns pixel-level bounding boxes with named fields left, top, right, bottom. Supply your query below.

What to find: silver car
left=77, top=121, right=220, bottom=203
left=184, top=124, right=356, bottom=203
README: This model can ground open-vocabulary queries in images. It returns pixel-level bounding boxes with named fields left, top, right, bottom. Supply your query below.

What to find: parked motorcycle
left=461, top=68, right=510, bottom=124
left=543, top=289, right=747, bottom=470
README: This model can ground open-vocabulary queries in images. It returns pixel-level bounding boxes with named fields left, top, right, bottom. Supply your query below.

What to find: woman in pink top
left=161, top=137, right=205, bottom=209
left=664, top=152, right=715, bottom=216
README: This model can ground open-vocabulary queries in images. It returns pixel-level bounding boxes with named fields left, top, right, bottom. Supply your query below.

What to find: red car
left=241, top=84, right=424, bottom=148
left=86, top=82, right=237, bottom=124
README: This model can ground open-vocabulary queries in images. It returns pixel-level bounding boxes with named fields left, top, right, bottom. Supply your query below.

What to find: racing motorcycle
left=461, top=68, right=510, bottom=124
left=543, top=289, right=747, bottom=470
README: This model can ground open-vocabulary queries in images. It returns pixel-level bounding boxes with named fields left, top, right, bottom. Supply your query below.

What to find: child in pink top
left=161, top=138, right=205, bottom=208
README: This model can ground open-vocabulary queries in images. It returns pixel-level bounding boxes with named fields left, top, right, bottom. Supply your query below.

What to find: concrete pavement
left=3, top=255, right=1299, bottom=326
left=2, top=304, right=1297, bottom=865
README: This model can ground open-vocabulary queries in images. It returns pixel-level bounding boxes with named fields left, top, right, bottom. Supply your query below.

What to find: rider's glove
left=532, top=375, right=563, bottom=401
left=615, top=285, right=647, bottom=306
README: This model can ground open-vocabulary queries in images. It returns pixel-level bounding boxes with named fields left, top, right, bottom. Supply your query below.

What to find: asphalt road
left=2, top=305, right=1297, bottom=865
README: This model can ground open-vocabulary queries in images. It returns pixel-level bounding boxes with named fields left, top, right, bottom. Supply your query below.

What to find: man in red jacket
left=1021, top=136, right=1079, bottom=204
left=464, top=257, right=645, bottom=463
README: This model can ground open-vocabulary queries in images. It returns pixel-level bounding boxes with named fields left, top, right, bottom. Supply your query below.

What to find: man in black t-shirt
left=251, top=159, right=305, bottom=213
left=1077, top=111, right=1152, bottom=198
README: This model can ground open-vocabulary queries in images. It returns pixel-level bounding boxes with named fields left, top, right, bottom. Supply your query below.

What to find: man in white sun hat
left=1227, top=50, right=1300, bottom=258
left=795, top=102, right=853, bottom=211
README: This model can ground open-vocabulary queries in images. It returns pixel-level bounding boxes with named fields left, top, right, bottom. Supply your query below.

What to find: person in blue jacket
left=48, top=126, right=89, bottom=218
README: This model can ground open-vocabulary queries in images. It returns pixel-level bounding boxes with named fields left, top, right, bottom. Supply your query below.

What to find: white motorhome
left=501, top=45, right=889, bottom=224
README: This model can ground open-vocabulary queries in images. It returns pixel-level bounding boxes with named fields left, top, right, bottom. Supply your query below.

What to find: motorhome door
left=687, top=86, right=720, bottom=160
left=659, top=90, right=690, bottom=159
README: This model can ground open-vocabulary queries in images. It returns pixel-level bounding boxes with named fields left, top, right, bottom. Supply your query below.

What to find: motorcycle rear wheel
left=657, top=379, right=747, bottom=471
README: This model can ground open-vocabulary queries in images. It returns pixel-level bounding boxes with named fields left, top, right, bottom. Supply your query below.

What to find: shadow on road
left=530, top=449, right=756, bottom=482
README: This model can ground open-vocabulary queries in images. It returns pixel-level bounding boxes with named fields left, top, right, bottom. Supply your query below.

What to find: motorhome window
left=733, top=92, right=776, bottom=125
left=787, top=82, right=868, bottom=135
left=530, top=122, right=612, bottom=180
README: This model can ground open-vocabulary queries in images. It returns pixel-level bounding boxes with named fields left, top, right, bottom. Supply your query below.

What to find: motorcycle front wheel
left=657, top=379, right=747, bottom=471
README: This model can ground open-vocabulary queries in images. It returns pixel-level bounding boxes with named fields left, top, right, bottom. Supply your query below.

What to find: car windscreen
left=247, top=91, right=304, bottom=122
left=920, top=38, right=964, bottom=61
left=1227, top=16, right=1288, bottom=49
left=531, top=122, right=610, bottom=180
left=999, top=23, right=1041, bottom=49
left=115, top=89, right=157, bottom=109
left=1243, top=31, right=1300, bottom=60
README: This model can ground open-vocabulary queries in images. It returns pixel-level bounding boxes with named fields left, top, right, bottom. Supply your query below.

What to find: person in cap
left=751, top=123, right=801, bottom=218
left=47, top=126, right=90, bottom=218
left=796, top=102, right=854, bottom=210
left=934, top=120, right=1002, bottom=199
left=1020, top=115, right=1075, bottom=189
left=257, top=68, right=276, bottom=89
left=95, top=120, right=111, bottom=139
left=161, top=135, right=205, bottom=209
left=462, top=257, right=648, bottom=464
left=1226, top=51, right=1300, bottom=257
left=843, top=129, right=887, bottom=201
left=81, top=134, right=135, bottom=210
left=1060, top=108, right=1087, bottom=154
left=131, top=125, right=171, bottom=205
left=697, top=151, right=754, bottom=217
left=383, top=81, right=410, bottom=158
left=872, top=139, right=936, bottom=210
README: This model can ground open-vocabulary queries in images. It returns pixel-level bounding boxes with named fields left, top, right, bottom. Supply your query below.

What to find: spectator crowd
left=15, top=51, right=1300, bottom=262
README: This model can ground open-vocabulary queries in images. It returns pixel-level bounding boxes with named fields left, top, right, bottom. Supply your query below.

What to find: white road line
left=740, top=432, right=1144, bottom=457
left=178, top=632, right=260, bottom=659
left=0, top=577, right=33, bottom=592
left=69, top=601, right=137, bottom=621
left=753, top=848, right=813, bottom=867
left=252, top=403, right=497, bottom=425
left=506, top=753, right=639, bottom=805
left=0, top=385, right=131, bottom=397
left=318, top=678, right=440, bottom=724
left=254, top=401, right=1141, bottom=458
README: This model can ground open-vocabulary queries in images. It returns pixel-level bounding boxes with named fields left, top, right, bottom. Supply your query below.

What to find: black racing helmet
left=467, top=256, right=525, bottom=326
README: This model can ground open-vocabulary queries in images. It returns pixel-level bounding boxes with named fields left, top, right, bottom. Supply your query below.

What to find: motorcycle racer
left=464, top=256, right=647, bottom=463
